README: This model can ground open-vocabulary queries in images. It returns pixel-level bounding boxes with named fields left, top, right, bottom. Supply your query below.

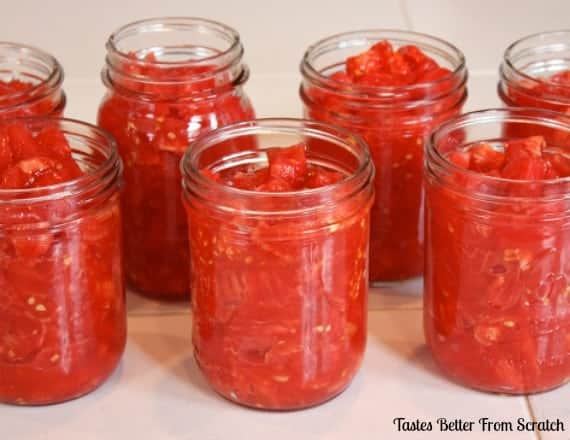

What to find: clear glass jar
left=181, top=119, right=374, bottom=409
left=0, top=42, right=65, bottom=118
left=425, top=108, right=570, bottom=394
left=0, top=118, right=125, bottom=405
left=300, top=30, right=467, bottom=282
left=499, top=31, right=570, bottom=120
left=98, top=17, right=255, bottom=300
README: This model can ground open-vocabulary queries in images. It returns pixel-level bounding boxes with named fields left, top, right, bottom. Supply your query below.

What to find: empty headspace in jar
left=428, top=108, right=570, bottom=203
left=504, top=30, right=570, bottom=78
left=0, top=42, right=62, bottom=106
left=108, top=17, right=240, bottom=64
left=199, top=129, right=361, bottom=182
left=182, top=119, right=374, bottom=222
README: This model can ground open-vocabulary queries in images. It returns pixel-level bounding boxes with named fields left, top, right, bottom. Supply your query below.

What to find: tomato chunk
left=203, top=143, right=344, bottom=191
left=445, top=136, right=570, bottom=180
left=0, top=122, right=84, bottom=189
left=343, top=40, right=451, bottom=87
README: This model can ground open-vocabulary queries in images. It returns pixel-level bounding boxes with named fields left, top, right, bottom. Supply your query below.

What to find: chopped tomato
left=203, top=143, right=344, bottom=191
left=97, top=51, right=255, bottom=299
left=186, top=141, right=369, bottom=409
left=447, top=151, right=471, bottom=169
left=0, top=122, right=83, bottom=189
left=0, top=78, right=63, bottom=118
left=344, top=39, right=451, bottom=87
left=426, top=133, right=570, bottom=394
left=445, top=136, right=570, bottom=180
left=0, top=121, right=125, bottom=405
left=469, top=143, right=505, bottom=173
left=303, top=38, right=464, bottom=281
left=267, top=143, right=307, bottom=189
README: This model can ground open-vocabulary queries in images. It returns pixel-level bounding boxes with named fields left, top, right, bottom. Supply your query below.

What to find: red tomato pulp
left=0, top=120, right=125, bottom=405
left=302, top=33, right=467, bottom=281
left=425, top=132, right=570, bottom=394
left=98, top=49, right=254, bottom=299
left=184, top=134, right=373, bottom=409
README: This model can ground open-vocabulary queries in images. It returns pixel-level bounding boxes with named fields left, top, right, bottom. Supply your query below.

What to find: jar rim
left=300, top=29, right=467, bottom=97
left=0, top=117, right=120, bottom=204
left=181, top=117, right=374, bottom=217
left=104, top=17, right=247, bottom=97
left=0, top=42, right=64, bottom=109
left=428, top=107, right=570, bottom=201
left=503, top=29, right=570, bottom=92
left=107, top=16, right=242, bottom=67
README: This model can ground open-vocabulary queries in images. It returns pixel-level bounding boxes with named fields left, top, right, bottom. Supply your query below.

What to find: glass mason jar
left=499, top=31, right=570, bottom=119
left=98, top=17, right=255, bottom=300
left=425, top=108, right=570, bottom=394
left=0, top=42, right=65, bottom=118
left=300, top=30, right=467, bottom=282
left=181, top=119, right=374, bottom=410
left=0, top=118, right=125, bottom=405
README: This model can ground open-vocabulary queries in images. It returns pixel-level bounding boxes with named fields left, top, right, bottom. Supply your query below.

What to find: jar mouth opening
left=429, top=108, right=570, bottom=200
left=181, top=118, right=374, bottom=216
left=0, top=117, right=120, bottom=203
left=503, top=30, right=570, bottom=92
left=107, top=17, right=242, bottom=68
left=0, top=42, right=63, bottom=108
left=104, top=17, right=246, bottom=96
left=301, top=29, right=466, bottom=98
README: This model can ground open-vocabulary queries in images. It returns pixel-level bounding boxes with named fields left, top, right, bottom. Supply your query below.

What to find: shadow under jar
left=0, top=42, right=65, bottom=118
left=424, top=108, right=570, bottom=394
left=499, top=31, right=570, bottom=122
left=300, top=30, right=467, bottom=282
left=0, top=118, right=125, bottom=405
left=181, top=119, right=374, bottom=410
left=98, top=17, right=255, bottom=300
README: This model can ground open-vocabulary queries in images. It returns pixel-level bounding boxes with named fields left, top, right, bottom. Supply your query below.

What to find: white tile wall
left=0, top=0, right=405, bottom=79
left=404, top=0, right=570, bottom=74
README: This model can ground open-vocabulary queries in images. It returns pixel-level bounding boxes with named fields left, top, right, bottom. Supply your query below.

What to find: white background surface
left=1, top=1, right=569, bottom=439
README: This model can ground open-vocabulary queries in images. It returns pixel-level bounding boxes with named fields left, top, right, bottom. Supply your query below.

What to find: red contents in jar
left=0, top=122, right=83, bottom=188
left=206, top=143, right=344, bottom=191
left=0, top=122, right=125, bottom=405
left=447, top=136, right=570, bottom=179
left=0, top=79, right=62, bottom=117
left=425, top=135, right=570, bottom=394
left=188, top=143, right=369, bottom=409
left=505, top=71, right=570, bottom=110
left=98, top=52, right=254, bottom=299
left=304, top=40, right=464, bottom=281
left=344, top=41, right=451, bottom=86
